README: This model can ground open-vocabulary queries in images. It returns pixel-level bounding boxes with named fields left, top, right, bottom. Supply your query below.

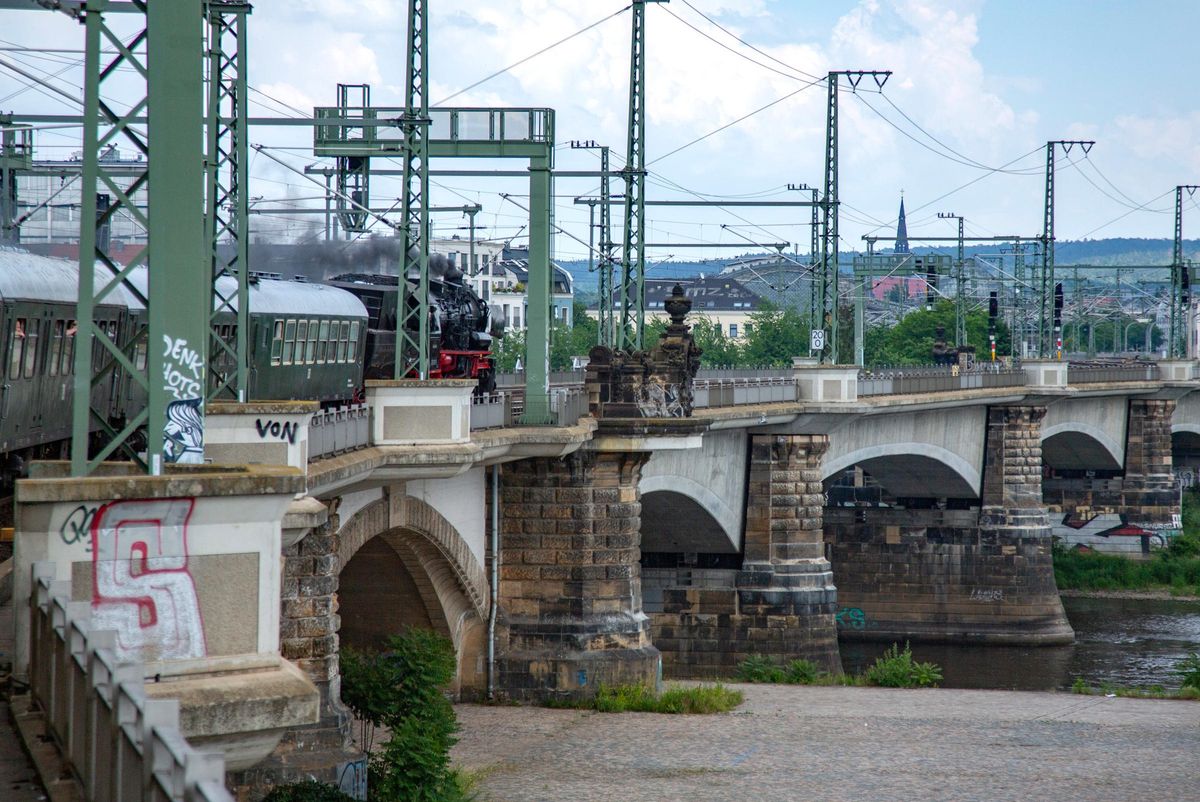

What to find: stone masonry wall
left=826, top=406, right=1072, bottom=646
left=653, top=435, right=840, bottom=677
left=230, top=513, right=362, bottom=801
left=1043, top=399, right=1180, bottom=529
left=498, top=450, right=660, bottom=700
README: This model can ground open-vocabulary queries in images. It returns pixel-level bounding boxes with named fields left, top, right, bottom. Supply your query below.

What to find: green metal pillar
left=1171, top=185, right=1198, bottom=359
left=397, top=0, right=431, bottom=379
left=1040, top=143, right=1054, bottom=358
left=523, top=151, right=553, bottom=423
left=205, top=1, right=251, bottom=401
left=0, top=118, right=30, bottom=245
left=335, top=83, right=371, bottom=235
left=148, top=0, right=209, bottom=469
left=619, top=1, right=666, bottom=350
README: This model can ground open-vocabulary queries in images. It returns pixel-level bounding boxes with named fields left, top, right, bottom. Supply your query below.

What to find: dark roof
left=493, top=259, right=572, bottom=294
left=640, top=277, right=763, bottom=312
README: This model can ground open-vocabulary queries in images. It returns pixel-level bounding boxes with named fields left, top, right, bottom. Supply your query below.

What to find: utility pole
left=1041, top=139, right=1094, bottom=358
left=821, top=70, right=890, bottom=364
left=938, top=212, right=966, bottom=347
left=619, top=0, right=668, bottom=350
left=397, top=0, right=431, bottom=378
left=1171, top=185, right=1198, bottom=358
left=573, top=140, right=615, bottom=346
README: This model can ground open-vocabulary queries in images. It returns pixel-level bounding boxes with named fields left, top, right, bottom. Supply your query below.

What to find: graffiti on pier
left=969, top=588, right=1004, bottom=602
left=337, top=757, right=368, bottom=800
left=255, top=417, right=298, bottom=445
left=58, top=503, right=97, bottom=550
left=90, top=498, right=207, bottom=662
left=835, top=606, right=867, bottom=631
left=161, top=335, right=204, bottom=464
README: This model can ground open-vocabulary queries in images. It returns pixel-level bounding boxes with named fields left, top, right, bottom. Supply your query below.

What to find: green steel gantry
left=65, top=0, right=210, bottom=474
left=397, top=0, right=431, bottom=382
left=821, top=70, right=889, bottom=364
left=618, top=0, right=668, bottom=350
left=1171, top=185, right=1198, bottom=359
left=206, top=1, right=251, bottom=402
left=937, top=212, right=966, bottom=347
left=1040, top=139, right=1093, bottom=358
left=0, top=118, right=31, bottom=245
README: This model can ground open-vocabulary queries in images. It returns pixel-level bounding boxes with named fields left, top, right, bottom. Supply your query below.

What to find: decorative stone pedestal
left=497, top=450, right=661, bottom=700
left=366, top=379, right=474, bottom=445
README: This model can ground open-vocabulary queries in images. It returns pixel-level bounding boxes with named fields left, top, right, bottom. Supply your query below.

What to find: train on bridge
left=0, top=246, right=497, bottom=491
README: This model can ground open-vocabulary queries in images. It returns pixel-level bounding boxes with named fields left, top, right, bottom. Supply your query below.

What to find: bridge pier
left=828, top=406, right=1073, bottom=645
left=1043, top=398, right=1182, bottom=552
left=497, top=450, right=660, bottom=700
left=653, top=434, right=839, bottom=676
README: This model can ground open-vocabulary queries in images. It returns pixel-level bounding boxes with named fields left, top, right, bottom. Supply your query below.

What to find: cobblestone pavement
left=452, top=684, right=1200, bottom=802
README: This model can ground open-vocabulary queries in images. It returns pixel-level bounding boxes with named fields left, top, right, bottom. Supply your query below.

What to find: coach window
left=8, top=319, right=25, bottom=380
left=283, top=319, right=297, bottom=365
left=270, top=320, right=284, bottom=366
left=349, top=321, right=360, bottom=360
left=296, top=320, right=309, bottom=364
left=306, top=319, right=318, bottom=364
left=48, top=320, right=64, bottom=377
left=334, top=321, right=347, bottom=362
left=64, top=320, right=76, bottom=374
left=23, top=319, right=39, bottom=378
left=317, top=320, right=330, bottom=363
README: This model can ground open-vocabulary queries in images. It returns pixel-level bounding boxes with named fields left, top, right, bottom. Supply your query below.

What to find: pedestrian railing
left=470, top=392, right=514, bottom=430
left=1067, top=363, right=1158, bottom=384
left=28, top=564, right=234, bottom=802
left=696, top=366, right=792, bottom=381
left=693, top=377, right=797, bottom=408
left=309, top=403, right=369, bottom=460
left=551, top=386, right=590, bottom=426
left=857, top=365, right=1026, bottom=397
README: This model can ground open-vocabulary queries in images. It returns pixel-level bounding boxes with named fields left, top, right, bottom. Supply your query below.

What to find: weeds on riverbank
left=1068, top=652, right=1200, bottom=700
left=735, top=643, right=942, bottom=689
left=545, top=683, right=744, bottom=714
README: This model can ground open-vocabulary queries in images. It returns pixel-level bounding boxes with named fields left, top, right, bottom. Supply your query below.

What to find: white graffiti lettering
left=90, top=498, right=207, bottom=662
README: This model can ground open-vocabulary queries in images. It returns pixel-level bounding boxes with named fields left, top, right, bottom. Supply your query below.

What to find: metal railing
left=551, top=386, right=590, bottom=426
left=857, top=365, right=1027, bottom=397
left=470, top=392, right=513, bottom=430
left=696, top=366, right=792, bottom=381
left=29, top=565, right=234, bottom=802
left=693, top=377, right=797, bottom=408
left=309, top=403, right=370, bottom=461
left=1067, top=363, right=1158, bottom=384
left=495, top=370, right=585, bottom=388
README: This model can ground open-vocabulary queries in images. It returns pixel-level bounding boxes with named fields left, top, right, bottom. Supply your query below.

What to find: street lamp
left=1124, top=317, right=1151, bottom=352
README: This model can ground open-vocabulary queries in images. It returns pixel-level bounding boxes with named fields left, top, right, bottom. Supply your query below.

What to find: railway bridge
left=10, top=351, right=1199, bottom=795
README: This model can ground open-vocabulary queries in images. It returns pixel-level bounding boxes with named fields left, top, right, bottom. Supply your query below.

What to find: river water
left=839, top=595, right=1200, bottom=691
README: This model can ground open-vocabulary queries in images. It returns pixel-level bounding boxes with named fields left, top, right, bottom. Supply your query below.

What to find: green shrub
left=340, top=630, right=462, bottom=802
left=783, top=659, right=821, bottom=685
left=1071, top=676, right=1090, bottom=695
left=1176, top=652, right=1200, bottom=691
left=735, top=654, right=786, bottom=683
left=863, top=643, right=942, bottom=688
left=262, top=782, right=356, bottom=802
left=552, top=683, right=743, bottom=714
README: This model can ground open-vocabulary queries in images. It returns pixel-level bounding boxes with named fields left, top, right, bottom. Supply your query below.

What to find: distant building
left=895, top=195, right=910, bottom=254
left=589, top=275, right=766, bottom=339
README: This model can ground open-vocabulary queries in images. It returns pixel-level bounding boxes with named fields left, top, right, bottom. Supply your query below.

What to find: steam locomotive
left=0, top=245, right=496, bottom=490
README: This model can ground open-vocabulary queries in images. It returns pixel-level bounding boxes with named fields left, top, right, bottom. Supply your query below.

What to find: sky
left=2, top=0, right=1200, bottom=264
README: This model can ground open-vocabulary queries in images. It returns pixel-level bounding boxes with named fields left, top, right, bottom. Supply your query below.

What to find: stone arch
left=639, top=475, right=739, bottom=552
left=335, top=493, right=488, bottom=694
left=1041, top=423, right=1123, bottom=471
left=822, top=444, right=980, bottom=498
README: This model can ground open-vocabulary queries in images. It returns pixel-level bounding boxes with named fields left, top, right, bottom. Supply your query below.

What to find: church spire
left=895, top=192, right=909, bottom=254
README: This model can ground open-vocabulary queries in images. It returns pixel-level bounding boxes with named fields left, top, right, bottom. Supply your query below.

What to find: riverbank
left=453, top=683, right=1200, bottom=802
left=1060, top=587, right=1200, bottom=602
